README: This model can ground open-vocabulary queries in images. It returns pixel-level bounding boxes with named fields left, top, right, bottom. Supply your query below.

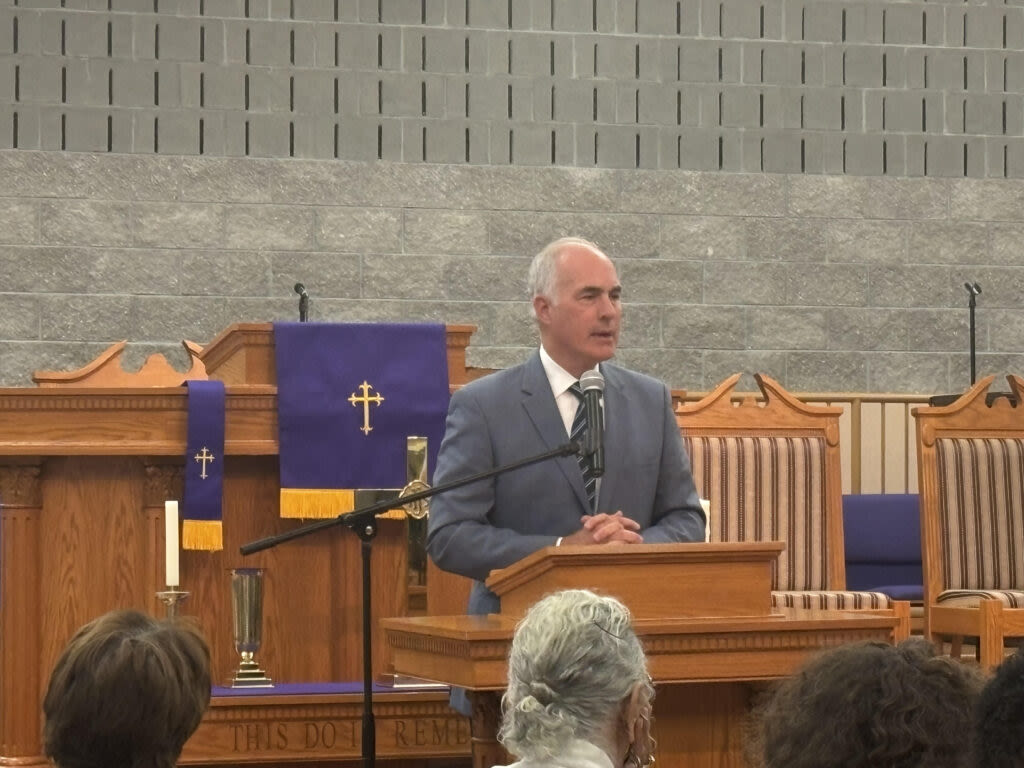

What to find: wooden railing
left=675, top=391, right=933, bottom=495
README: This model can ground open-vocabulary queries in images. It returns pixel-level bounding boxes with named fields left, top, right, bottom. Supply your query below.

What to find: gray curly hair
left=499, top=589, right=652, bottom=761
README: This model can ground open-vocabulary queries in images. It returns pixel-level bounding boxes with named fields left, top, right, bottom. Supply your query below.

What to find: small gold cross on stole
left=194, top=446, right=215, bottom=479
left=348, top=381, right=385, bottom=435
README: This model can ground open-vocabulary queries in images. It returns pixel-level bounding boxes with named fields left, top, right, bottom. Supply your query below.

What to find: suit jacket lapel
left=598, top=364, right=625, bottom=510
left=520, top=352, right=590, bottom=512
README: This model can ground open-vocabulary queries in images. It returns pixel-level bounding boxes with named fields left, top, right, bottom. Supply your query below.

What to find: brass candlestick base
left=232, top=651, right=274, bottom=687
left=156, top=589, right=190, bottom=620
left=230, top=568, right=274, bottom=688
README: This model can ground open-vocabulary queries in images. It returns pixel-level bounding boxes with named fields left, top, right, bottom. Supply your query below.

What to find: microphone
left=294, top=283, right=310, bottom=322
left=579, top=368, right=605, bottom=478
left=964, top=282, right=981, bottom=296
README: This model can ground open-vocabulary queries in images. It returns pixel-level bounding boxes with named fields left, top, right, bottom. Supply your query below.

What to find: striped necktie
left=569, top=382, right=596, bottom=512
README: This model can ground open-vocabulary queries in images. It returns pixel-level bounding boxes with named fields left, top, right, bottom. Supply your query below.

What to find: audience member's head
left=43, top=609, right=211, bottom=768
left=752, top=638, right=982, bottom=768
left=975, top=648, right=1024, bottom=768
left=499, top=589, right=654, bottom=767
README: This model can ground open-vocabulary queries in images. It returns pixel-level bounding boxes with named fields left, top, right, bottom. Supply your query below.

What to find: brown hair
left=752, top=638, right=983, bottom=768
left=43, top=609, right=211, bottom=768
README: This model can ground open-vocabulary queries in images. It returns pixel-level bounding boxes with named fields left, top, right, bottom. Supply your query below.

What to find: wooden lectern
left=0, top=323, right=478, bottom=767
left=384, top=542, right=900, bottom=768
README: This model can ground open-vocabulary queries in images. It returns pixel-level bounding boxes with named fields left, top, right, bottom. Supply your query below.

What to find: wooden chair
left=677, top=372, right=911, bottom=639
left=915, top=374, right=1024, bottom=669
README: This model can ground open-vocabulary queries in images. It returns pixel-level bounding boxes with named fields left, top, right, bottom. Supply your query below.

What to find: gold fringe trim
left=182, top=520, right=223, bottom=552
left=280, top=488, right=355, bottom=519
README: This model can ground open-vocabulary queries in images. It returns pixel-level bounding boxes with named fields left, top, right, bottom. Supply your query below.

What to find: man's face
left=533, top=243, right=622, bottom=377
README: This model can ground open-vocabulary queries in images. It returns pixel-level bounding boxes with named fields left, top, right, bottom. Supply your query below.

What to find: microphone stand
left=294, top=283, right=310, bottom=322
left=240, top=440, right=582, bottom=768
left=966, top=281, right=981, bottom=386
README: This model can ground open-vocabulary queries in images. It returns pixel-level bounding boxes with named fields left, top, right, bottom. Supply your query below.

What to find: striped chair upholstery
left=685, top=433, right=893, bottom=611
left=933, top=437, right=1024, bottom=610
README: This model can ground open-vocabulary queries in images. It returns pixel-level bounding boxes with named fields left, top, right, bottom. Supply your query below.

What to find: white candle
left=165, top=500, right=179, bottom=587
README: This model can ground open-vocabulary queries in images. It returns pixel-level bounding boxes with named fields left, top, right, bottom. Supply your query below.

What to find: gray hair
left=499, top=589, right=651, bottom=761
left=526, top=237, right=606, bottom=316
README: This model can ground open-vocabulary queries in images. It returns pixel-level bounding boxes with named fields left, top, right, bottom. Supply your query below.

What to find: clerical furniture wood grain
left=0, top=323, right=479, bottom=767
left=915, top=374, right=1024, bottom=669
left=383, top=542, right=900, bottom=768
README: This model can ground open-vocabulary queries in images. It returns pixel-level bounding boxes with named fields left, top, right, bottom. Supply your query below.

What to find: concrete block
left=663, top=304, right=745, bottom=349
left=612, top=258, right=703, bottom=303
left=16, top=57, right=63, bottom=103
left=592, top=35, right=639, bottom=80
left=867, top=352, right=950, bottom=393
left=863, top=177, right=948, bottom=221
left=749, top=307, right=827, bottom=351
left=133, top=202, right=225, bottom=248
left=902, top=309, right=967, bottom=353
left=63, top=12, right=108, bottom=58
left=803, top=1, right=843, bottom=43
left=705, top=260, right=788, bottom=305
left=708, top=172, right=786, bottom=216
left=360, top=254, right=448, bottom=300
left=178, top=251, right=270, bottom=295
left=787, top=351, right=867, bottom=391
left=843, top=134, right=886, bottom=176
left=291, top=69, right=336, bottom=115
left=247, top=68, right=292, bottom=112
left=670, top=128, right=718, bottom=171
left=949, top=177, right=1024, bottom=221
left=289, top=116, right=337, bottom=160
left=59, top=108, right=108, bottom=152
left=378, top=0, right=427, bottom=24
left=551, top=0, right=592, bottom=32
left=177, top=155, right=273, bottom=203
left=636, top=0, right=681, bottom=35
left=661, top=214, right=743, bottom=259
left=923, top=136, right=969, bottom=178
left=720, top=0, right=760, bottom=39
left=721, top=84, right=760, bottom=127
left=270, top=251, right=361, bottom=299
left=569, top=212, right=661, bottom=258
left=0, top=198, right=38, bottom=244
left=7, top=10, right=41, bottom=57
left=40, top=200, right=131, bottom=247
left=593, top=125, right=641, bottom=169
left=881, top=4, right=927, bottom=46
left=611, top=347, right=702, bottom=391
left=828, top=307, right=908, bottom=351
left=971, top=265, right=1024, bottom=309
left=340, top=24, right=400, bottom=70
left=423, top=119, right=477, bottom=164
left=789, top=263, right=868, bottom=306
left=446, top=255, right=528, bottom=300
left=989, top=223, right=1024, bottom=264
left=39, top=294, right=133, bottom=342
left=63, top=60, right=110, bottom=107
left=155, top=16, right=202, bottom=62
left=223, top=204, right=314, bottom=250
left=198, top=65, right=246, bottom=109
left=0, top=293, right=40, bottom=340
left=870, top=264, right=959, bottom=308
left=928, top=49, right=970, bottom=91
left=826, top=220, right=907, bottom=265
left=986, top=309, right=1024, bottom=353
left=744, top=217, right=826, bottom=262
left=245, top=20, right=291, bottom=66
left=485, top=209, right=574, bottom=256
left=404, top=208, right=489, bottom=254
left=682, top=40, right=744, bottom=84
left=759, top=43, right=801, bottom=85
left=466, top=0, right=512, bottom=29
left=153, top=110, right=199, bottom=155
left=292, top=0, right=346, bottom=21
left=843, top=45, right=883, bottom=88
left=701, top=350, right=783, bottom=388
left=420, top=28, right=472, bottom=73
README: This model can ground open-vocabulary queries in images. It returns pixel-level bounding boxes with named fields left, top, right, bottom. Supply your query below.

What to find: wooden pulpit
left=384, top=543, right=900, bottom=768
left=0, top=323, right=479, bottom=768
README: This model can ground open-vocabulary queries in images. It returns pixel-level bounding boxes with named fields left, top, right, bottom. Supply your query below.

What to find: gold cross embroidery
left=194, top=447, right=215, bottom=479
left=348, top=381, right=384, bottom=435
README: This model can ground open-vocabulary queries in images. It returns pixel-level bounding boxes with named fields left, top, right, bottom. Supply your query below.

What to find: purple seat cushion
left=843, top=494, right=923, bottom=601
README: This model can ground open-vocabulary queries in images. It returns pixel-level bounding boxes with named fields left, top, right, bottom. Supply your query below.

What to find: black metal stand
left=966, top=281, right=980, bottom=386
left=294, top=283, right=310, bottom=322
left=240, top=440, right=582, bottom=768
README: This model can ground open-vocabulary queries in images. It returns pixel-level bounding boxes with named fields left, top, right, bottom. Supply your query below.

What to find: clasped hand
left=561, top=511, right=644, bottom=546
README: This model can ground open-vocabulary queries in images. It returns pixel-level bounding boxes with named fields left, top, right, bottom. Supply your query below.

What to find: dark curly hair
left=975, top=648, right=1024, bottom=768
left=751, top=638, right=983, bottom=768
left=43, top=609, right=211, bottom=768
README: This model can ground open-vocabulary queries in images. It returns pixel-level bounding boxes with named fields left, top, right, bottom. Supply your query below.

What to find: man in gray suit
left=427, top=237, right=706, bottom=616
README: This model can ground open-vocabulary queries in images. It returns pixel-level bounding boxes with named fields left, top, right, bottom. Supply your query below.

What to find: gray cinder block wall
left=2, top=0, right=1024, bottom=392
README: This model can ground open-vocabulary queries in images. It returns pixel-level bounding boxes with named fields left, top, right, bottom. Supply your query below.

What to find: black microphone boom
left=579, top=368, right=605, bottom=478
